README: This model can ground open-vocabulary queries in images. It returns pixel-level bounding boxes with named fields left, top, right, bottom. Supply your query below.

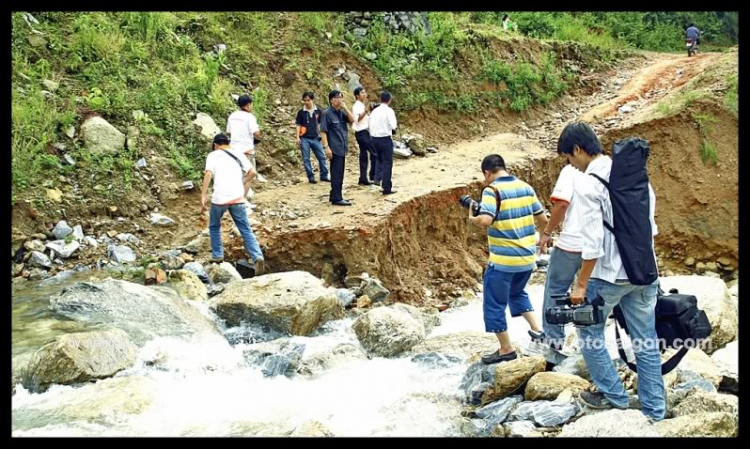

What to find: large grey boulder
left=81, top=116, right=126, bottom=155
left=210, top=271, right=344, bottom=336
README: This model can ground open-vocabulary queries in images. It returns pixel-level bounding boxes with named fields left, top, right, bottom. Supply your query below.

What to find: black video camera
left=545, top=294, right=605, bottom=327
left=459, top=195, right=481, bottom=217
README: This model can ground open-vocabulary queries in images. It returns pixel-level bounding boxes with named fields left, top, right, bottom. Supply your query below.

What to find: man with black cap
left=201, top=133, right=265, bottom=275
left=320, top=90, right=355, bottom=206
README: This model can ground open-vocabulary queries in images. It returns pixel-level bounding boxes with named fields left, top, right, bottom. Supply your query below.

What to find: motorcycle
left=686, top=38, right=698, bottom=57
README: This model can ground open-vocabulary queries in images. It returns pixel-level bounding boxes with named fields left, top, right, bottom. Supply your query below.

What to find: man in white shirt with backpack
left=201, top=134, right=265, bottom=275
left=556, top=122, right=664, bottom=421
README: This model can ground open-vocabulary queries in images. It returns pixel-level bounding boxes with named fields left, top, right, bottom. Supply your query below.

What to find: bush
left=353, top=12, right=466, bottom=87
left=480, top=52, right=569, bottom=111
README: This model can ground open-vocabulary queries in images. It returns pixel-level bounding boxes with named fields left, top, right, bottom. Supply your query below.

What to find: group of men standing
left=296, top=88, right=399, bottom=206
left=198, top=86, right=400, bottom=276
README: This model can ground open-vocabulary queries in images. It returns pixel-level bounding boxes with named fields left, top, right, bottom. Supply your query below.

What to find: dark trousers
left=330, top=153, right=346, bottom=202
left=372, top=136, right=393, bottom=192
left=355, top=130, right=378, bottom=183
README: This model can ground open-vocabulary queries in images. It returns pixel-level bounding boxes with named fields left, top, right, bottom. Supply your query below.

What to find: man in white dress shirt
left=368, top=91, right=398, bottom=195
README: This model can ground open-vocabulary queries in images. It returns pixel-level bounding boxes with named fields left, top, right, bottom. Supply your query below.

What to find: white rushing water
left=13, top=282, right=566, bottom=436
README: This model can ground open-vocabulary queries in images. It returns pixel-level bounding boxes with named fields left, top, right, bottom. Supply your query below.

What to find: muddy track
left=227, top=51, right=732, bottom=303
left=580, top=53, right=721, bottom=124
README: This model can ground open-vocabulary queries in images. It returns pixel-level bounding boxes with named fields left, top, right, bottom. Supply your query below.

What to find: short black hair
left=353, top=86, right=365, bottom=97
left=688, top=23, right=694, bottom=28
left=302, top=91, right=314, bottom=100
left=380, top=91, right=392, bottom=103
left=481, top=154, right=506, bottom=173
left=557, top=122, right=603, bottom=156
left=213, top=133, right=230, bottom=146
left=503, top=14, right=509, bottom=21
left=238, top=94, right=253, bottom=108
left=329, top=90, right=343, bottom=103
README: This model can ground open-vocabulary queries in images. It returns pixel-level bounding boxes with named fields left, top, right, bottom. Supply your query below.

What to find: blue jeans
left=543, top=247, right=582, bottom=360
left=579, top=278, right=665, bottom=420
left=483, top=265, right=534, bottom=333
left=300, top=137, right=329, bottom=181
left=209, top=203, right=263, bottom=263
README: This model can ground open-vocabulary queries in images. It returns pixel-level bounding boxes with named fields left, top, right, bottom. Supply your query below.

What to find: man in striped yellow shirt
left=469, top=154, right=549, bottom=364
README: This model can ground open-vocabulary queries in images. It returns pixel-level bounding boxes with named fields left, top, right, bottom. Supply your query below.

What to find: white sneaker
left=246, top=187, right=255, bottom=199
left=256, top=173, right=267, bottom=183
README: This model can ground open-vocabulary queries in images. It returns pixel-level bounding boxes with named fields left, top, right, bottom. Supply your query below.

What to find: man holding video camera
left=467, top=154, right=548, bottom=365
left=556, top=122, right=665, bottom=421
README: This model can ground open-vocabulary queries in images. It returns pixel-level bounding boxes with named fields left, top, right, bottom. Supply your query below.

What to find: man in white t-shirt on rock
left=538, top=163, right=584, bottom=369
left=227, top=94, right=265, bottom=187
left=201, top=134, right=265, bottom=275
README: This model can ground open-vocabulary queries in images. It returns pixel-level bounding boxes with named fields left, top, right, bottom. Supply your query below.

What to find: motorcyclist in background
left=686, top=23, right=701, bottom=46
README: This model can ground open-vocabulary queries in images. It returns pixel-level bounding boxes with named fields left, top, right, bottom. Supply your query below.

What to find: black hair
left=238, top=94, right=253, bottom=108
left=302, top=91, right=314, bottom=100
left=328, top=90, right=342, bottom=103
left=502, top=14, right=509, bottom=21
left=213, top=133, right=230, bottom=146
left=353, top=86, right=365, bottom=97
left=688, top=23, right=694, bottom=28
left=481, top=154, right=506, bottom=173
left=556, top=122, right=603, bottom=156
left=380, top=91, right=392, bottom=103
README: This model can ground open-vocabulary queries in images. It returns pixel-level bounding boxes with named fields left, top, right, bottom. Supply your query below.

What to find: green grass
left=480, top=52, right=570, bottom=111
left=700, top=140, right=719, bottom=166
left=724, top=74, right=738, bottom=116
left=655, top=88, right=709, bottom=117
left=693, top=113, right=720, bottom=166
left=682, top=90, right=706, bottom=107
left=352, top=12, right=467, bottom=88
left=11, top=11, right=283, bottom=195
left=298, top=12, right=328, bottom=33
left=656, top=102, right=675, bottom=116
left=251, top=82, right=270, bottom=123
left=553, top=20, right=623, bottom=50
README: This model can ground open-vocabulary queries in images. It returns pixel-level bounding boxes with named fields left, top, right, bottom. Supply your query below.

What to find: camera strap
left=223, top=150, right=248, bottom=181
left=482, top=185, right=502, bottom=221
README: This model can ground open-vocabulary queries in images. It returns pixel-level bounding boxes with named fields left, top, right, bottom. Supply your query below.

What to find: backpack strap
left=613, top=314, right=689, bottom=376
left=590, top=173, right=610, bottom=189
left=589, top=173, right=615, bottom=233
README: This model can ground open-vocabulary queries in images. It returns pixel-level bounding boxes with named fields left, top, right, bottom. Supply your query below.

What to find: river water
left=12, top=272, right=552, bottom=437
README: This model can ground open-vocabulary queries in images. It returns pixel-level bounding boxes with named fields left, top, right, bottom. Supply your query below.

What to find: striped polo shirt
left=479, top=175, right=544, bottom=272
